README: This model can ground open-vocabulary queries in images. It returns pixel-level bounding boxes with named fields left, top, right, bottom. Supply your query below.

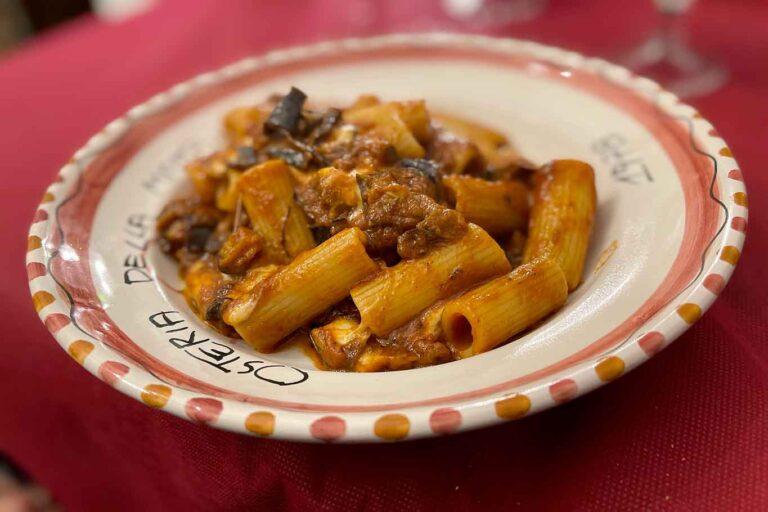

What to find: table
left=1, top=0, right=766, bottom=509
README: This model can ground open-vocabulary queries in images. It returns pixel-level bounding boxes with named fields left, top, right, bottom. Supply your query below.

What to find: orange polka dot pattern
left=495, top=394, right=531, bottom=419
left=374, top=414, right=410, bottom=440
left=595, top=357, right=625, bottom=382
left=27, top=236, right=42, bottom=252
left=732, top=192, right=747, bottom=207
left=32, top=291, right=55, bottom=312
left=245, top=412, right=275, bottom=436
left=141, top=384, right=172, bottom=408
left=677, top=303, right=702, bottom=324
left=67, top=340, right=94, bottom=365
left=720, top=246, right=740, bottom=265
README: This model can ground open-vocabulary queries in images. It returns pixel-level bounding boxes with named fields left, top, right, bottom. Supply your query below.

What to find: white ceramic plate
left=27, top=34, right=747, bottom=442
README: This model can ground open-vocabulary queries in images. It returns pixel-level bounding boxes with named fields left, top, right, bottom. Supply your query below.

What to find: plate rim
left=26, top=33, right=748, bottom=442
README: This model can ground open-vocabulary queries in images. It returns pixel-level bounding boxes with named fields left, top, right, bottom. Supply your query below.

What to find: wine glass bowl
left=615, top=0, right=728, bottom=98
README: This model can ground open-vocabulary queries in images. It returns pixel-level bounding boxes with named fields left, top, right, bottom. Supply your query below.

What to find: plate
left=27, top=34, right=747, bottom=442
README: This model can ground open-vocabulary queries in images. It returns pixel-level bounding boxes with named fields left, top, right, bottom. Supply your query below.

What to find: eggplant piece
left=310, top=226, right=332, bottom=244
left=267, top=147, right=307, bottom=169
left=227, top=146, right=259, bottom=170
left=355, top=173, right=370, bottom=208
left=285, top=136, right=331, bottom=167
left=264, top=87, right=307, bottom=135
left=400, top=158, right=440, bottom=183
left=205, top=296, right=227, bottom=321
left=187, top=225, right=213, bottom=254
left=311, top=108, right=341, bottom=142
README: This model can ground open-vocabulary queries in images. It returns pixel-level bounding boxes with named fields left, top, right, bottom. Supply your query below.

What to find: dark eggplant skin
left=400, top=158, right=440, bottom=183
left=285, top=135, right=331, bottom=167
left=311, top=108, right=341, bottom=142
left=267, top=147, right=307, bottom=169
left=310, top=226, right=332, bottom=244
left=227, top=146, right=259, bottom=170
left=186, top=225, right=213, bottom=254
left=264, top=87, right=307, bottom=135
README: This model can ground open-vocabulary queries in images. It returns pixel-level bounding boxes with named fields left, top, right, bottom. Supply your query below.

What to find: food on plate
left=523, top=159, right=597, bottom=291
left=156, top=87, right=597, bottom=371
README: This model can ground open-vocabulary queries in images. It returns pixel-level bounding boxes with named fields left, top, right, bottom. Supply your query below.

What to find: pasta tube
left=391, top=101, right=431, bottom=143
left=215, top=170, right=241, bottom=212
left=443, top=175, right=529, bottom=235
left=224, top=228, right=379, bottom=352
left=185, top=152, right=227, bottom=202
left=432, top=135, right=484, bottom=175
left=351, top=224, right=511, bottom=336
left=432, top=112, right=507, bottom=147
left=523, top=159, right=596, bottom=291
left=343, top=103, right=425, bottom=158
left=223, top=106, right=268, bottom=144
left=432, top=112, right=518, bottom=167
left=238, top=159, right=315, bottom=262
left=442, top=258, right=568, bottom=356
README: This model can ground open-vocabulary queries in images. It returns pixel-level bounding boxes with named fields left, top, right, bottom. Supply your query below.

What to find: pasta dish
left=156, top=88, right=597, bottom=372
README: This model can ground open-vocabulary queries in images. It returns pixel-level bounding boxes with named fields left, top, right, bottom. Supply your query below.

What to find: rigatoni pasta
left=343, top=102, right=426, bottom=158
left=443, top=175, right=529, bottom=235
left=223, top=228, right=379, bottom=352
left=431, top=112, right=519, bottom=170
left=216, top=170, right=241, bottom=212
left=238, top=159, right=316, bottom=262
left=442, top=258, right=568, bottom=356
left=523, top=159, right=597, bottom=291
left=351, top=224, right=511, bottom=336
left=156, top=88, right=597, bottom=372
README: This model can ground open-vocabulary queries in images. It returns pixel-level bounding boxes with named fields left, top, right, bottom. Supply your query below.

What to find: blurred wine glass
left=617, top=0, right=727, bottom=98
left=441, top=0, right=547, bottom=28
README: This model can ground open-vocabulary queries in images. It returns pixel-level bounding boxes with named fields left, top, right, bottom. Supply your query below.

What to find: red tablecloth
left=1, top=0, right=766, bottom=510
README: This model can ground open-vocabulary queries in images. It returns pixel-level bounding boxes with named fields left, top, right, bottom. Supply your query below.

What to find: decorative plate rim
left=26, top=33, right=747, bottom=442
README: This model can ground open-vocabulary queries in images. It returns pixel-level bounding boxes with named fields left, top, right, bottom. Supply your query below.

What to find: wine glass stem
left=658, top=11, right=684, bottom=53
